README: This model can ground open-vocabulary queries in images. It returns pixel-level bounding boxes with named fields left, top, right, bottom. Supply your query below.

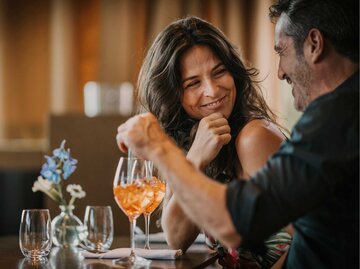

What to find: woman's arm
left=161, top=112, right=231, bottom=251
left=235, top=119, right=292, bottom=268
left=117, top=113, right=242, bottom=248
left=161, top=190, right=200, bottom=251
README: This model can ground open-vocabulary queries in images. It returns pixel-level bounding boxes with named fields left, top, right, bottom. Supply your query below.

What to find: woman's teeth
left=204, top=97, right=224, bottom=107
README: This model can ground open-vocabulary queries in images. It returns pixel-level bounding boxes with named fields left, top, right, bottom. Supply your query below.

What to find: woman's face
left=179, top=45, right=236, bottom=120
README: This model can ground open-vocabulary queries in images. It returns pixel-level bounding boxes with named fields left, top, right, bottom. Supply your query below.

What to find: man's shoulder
left=281, top=72, right=358, bottom=148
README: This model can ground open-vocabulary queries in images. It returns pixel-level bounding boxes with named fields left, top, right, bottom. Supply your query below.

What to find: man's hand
left=187, top=112, right=231, bottom=169
left=116, top=113, right=170, bottom=160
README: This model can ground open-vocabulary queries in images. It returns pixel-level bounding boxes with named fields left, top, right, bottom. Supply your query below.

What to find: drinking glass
left=143, top=162, right=166, bottom=249
left=19, top=209, right=52, bottom=262
left=83, top=206, right=114, bottom=252
left=113, top=157, right=153, bottom=266
left=18, top=258, right=51, bottom=269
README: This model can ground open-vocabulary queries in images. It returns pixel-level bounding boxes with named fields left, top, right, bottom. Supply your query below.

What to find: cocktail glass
left=143, top=162, right=166, bottom=250
left=113, top=157, right=153, bottom=266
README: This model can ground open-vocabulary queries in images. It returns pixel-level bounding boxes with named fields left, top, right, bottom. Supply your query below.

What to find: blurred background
left=0, top=0, right=301, bottom=236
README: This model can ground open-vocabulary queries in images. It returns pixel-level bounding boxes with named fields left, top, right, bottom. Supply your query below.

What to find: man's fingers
left=116, top=131, right=122, bottom=143
left=116, top=132, right=128, bottom=153
left=118, top=142, right=129, bottom=153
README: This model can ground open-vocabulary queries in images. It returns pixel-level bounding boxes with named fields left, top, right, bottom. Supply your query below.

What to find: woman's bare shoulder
left=235, top=119, right=285, bottom=176
left=236, top=119, right=284, bottom=144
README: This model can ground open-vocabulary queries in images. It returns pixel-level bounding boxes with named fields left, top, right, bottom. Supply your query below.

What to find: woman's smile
left=180, top=45, right=236, bottom=119
left=201, top=95, right=227, bottom=109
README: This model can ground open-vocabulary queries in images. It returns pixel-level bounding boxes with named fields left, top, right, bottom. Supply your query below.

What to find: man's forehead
left=274, top=14, right=290, bottom=50
left=276, top=13, right=290, bottom=30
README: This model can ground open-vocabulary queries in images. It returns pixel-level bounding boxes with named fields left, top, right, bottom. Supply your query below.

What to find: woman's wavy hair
left=137, top=16, right=278, bottom=181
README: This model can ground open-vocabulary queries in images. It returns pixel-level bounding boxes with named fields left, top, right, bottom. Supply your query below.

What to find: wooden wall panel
left=1, top=0, right=50, bottom=139
left=0, top=0, right=299, bottom=141
left=74, top=0, right=100, bottom=112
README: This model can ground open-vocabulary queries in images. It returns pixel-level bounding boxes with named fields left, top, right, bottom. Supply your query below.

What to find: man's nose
left=277, top=64, right=286, bottom=80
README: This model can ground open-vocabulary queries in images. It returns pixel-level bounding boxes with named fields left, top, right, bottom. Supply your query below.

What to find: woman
left=137, top=16, right=291, bottom=268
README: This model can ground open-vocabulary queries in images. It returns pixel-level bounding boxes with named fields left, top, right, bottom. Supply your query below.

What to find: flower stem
left=56, top=181, right=66, bottom=205
left=68, top=196, right=76, bottom=206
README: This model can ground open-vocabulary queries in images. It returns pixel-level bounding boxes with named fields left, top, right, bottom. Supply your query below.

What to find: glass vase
left=51, top=205, right=87, bottom=248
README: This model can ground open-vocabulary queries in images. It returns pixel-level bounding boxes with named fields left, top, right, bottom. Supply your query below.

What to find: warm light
left=119, top=82, right=134, bottom=116
left=84, top=81, right=101, bottom=117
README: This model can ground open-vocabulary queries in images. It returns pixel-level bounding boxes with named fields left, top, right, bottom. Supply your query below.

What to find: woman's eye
left=185, top=81, right=200, bottom=89
left=213, top=69, right=226, bottom=77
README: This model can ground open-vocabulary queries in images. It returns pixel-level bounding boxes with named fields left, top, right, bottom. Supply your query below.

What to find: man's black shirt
left=226, top=71, right=359, bottom=269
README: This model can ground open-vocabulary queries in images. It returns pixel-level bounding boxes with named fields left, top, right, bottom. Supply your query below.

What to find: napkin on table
left=135, top=232, right=205, bottom=244
left=82, top=248, right=183, bottom=260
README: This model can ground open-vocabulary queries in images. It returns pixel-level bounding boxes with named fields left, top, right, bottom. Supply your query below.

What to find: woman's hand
left=187, top=112, right=231, bottom=170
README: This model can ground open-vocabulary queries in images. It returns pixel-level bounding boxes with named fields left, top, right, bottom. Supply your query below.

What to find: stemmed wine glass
left=143, top=162, right=166, bottom=249
left=113, top=156, right=153, bottom=266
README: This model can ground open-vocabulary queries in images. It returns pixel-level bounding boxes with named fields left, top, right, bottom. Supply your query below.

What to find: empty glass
left=19, top=209, right=52, bottom=262
left=83, top=206, right=114, bottom=252
left=18, top=258, right=51, bottom=269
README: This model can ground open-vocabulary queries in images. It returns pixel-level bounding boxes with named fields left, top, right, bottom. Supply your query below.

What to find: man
left=116, top=0, right=359, bottom=268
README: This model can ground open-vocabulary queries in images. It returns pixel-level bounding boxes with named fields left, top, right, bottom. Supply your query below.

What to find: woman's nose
left=203, top=78, right=217, bottom=97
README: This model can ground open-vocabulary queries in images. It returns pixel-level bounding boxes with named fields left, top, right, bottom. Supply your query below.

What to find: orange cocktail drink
left=143, top=177, right=166, bottom=214
left=113, top=181, right=154, bottom=219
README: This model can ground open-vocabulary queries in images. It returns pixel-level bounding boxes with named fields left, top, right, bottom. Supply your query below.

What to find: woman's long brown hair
left=137, top=16, right=281, bottom=181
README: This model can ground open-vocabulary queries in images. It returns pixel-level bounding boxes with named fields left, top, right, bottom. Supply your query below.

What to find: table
left=0, top=236, right=219, bottom=269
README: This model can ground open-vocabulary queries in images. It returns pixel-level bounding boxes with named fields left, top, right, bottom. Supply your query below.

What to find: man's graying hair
left=269, top=0, right=359, bottom=62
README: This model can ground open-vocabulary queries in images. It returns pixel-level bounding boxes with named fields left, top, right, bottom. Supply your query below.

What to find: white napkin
left=81, top=248, right=183, bottom=260
left=135, top=232, right=206, bottom=244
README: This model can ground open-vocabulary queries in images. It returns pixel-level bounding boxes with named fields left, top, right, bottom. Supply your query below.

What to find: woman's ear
left=304, top=28, right=324, bottom=64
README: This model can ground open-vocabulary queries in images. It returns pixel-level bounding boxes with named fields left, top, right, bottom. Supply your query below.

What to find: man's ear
left=304, top=28, right=324, bottom=63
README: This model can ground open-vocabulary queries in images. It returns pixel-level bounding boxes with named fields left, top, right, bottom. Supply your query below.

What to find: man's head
left=269, top=0, right=358, bottom=62
left=269, top=0, right=359, bottom=111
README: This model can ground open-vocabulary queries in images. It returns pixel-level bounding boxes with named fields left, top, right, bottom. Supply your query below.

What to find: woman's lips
left=201, top=96, right=227, bottom=109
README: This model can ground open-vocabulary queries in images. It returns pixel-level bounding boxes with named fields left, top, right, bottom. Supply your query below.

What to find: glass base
left=22, top=256, right=48, bottom=265
left=22, top=249, right=50, bottom=264
left=113, top=255, right=151, bottom=268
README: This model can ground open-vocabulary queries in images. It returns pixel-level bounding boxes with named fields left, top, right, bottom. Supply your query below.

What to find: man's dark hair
left=269, top=0, right=359, bottom=62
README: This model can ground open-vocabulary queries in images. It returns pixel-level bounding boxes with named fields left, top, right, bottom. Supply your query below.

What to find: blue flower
left=44, top=155, right=57, bottom=169
left=40, top=156, right=60, bottom=182
left=63, top=159, right=77, bottom=179
left=33, top=139, right=84, bottom=206
left=53, top=140, right=70, bottom=161
left=69, top=156, right=78, bottom=165
left=41, top=162, right=61, bottom=184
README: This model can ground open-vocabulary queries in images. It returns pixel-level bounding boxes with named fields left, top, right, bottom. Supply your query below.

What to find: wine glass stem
left=144, top=213, right=151, bottom=249
left=129, top=217, right=137, bottom=257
